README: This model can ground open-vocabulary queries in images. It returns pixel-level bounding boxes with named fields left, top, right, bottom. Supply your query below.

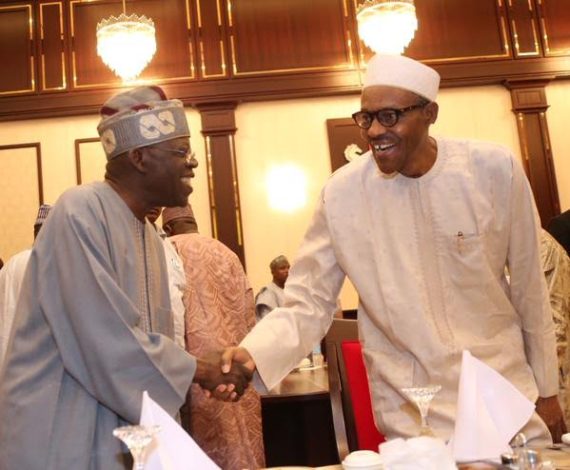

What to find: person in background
left=222, top=54, right=564, bottom=444
left=0, top=204, right=51, bottom=363
left=541, top=229, right=570, bottom=427
left=254, top=254, right=290, bottom=320
left=146, top=206, right=186, bottom=348
left=0, top=86, right=250, bottom=470
left=162, top=204, right=265, bottom=470
left=548, top=209, right=570, bottom=257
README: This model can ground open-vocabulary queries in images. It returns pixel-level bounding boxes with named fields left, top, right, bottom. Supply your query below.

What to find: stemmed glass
left=401, top=384, right=442, bottom=437
left=113, top=424, right=161, bottom=470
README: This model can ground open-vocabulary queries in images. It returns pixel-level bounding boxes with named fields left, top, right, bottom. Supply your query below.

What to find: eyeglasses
left=352, top=102, right=428, bottom=129
left=150, top=146, right=196, bottom=165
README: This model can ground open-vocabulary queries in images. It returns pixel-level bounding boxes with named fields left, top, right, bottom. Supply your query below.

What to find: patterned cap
left=97, top=85, right=190, bottom=160
left=35, top=204, right=52, bottom=226
left=162, top=204, right=195, bottom=225
left=363, top=54, right=440, bottom=101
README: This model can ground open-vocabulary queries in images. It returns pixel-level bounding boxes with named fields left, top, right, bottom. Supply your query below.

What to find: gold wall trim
left=0, top=142, right=44, bottom=205
left=510, top=0, right=540, bottom=57
left=516, top=113, right=530, bottom=162
left=69, top=0, right=81, bottom=88
left=342, top=0, right=356, bottom=69
left=74, top=137, right=100, bottom=185
left=539, top=112, right=551, bottom=152
left=184, top=0, right=196, bottom=78
left=0, top=4, right=35, bottom=95
left=205, top=136, right=219, bottom=239
left=40, top=2, right=66, bottom=91
left=197, top=0, right=227, bottom=78
left=228, top=135, right=242, bottom=247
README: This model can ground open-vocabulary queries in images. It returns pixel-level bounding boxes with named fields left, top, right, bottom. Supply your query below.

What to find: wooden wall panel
left=326, top=118, right=368, bottom=173
left=2, top=0, right=570, bottom=119
left=0, top=144, right=43, bottom=260
left=405, top=0, right=510, bottom=63
left=506, top=0, right=541, bottom=57
left=196, top=0, right=227, bottom=77
left=228, top=0, right=354, bottom=75
left=70, top=0, right=195, bottom=88
left=508, top=80, right=560, bottom=226
left=0, top=4, right=35, bottom=95
left=40, top=2, right=66, bottom=91
left=199, top=103, right=245, bottom=267
left=538, top=0, right=570, bottom=56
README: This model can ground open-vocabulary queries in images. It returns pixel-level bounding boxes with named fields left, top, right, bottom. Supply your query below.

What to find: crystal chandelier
left=356, top=0, right=418, bottom=55
left=96, top=0, right=156, bottom=82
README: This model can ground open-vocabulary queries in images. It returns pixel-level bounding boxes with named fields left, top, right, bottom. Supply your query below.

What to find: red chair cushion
left=341, top=340, right=386, bottom=450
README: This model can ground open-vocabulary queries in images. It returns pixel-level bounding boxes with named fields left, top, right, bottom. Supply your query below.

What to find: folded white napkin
left=450, top=350, right=535, bottom=462
left=140, top=391, right=221, bottom=470
left=379, top=436, right=456, bottom=470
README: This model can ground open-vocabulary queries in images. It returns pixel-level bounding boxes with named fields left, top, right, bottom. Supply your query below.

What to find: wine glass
left=401, top=384, right=442, bottom=437
left=113, top=424, right=161, bottom=470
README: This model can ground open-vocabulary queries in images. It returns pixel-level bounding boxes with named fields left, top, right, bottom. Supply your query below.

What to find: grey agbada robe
left=0, top=182, right=196, bottom=469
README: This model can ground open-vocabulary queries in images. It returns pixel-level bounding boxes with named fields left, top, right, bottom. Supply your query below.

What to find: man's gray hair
left=270, top=255, right=289, bottom=271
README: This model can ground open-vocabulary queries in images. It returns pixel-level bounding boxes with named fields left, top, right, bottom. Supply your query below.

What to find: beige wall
left=0, top=81, right=568, bottom=307
left=546, top=81, right=570, bottom=212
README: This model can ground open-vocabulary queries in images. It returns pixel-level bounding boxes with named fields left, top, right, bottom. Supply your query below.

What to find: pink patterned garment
left=171, top=233, right=265, bottom=470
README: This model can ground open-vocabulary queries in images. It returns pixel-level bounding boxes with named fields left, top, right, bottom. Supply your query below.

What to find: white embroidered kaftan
left=242, top=137, right=557, bottom=442
left=0, top=248, right=31, bottom=363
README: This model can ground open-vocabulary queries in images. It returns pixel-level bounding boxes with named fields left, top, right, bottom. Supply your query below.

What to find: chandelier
left=96, top=0, right=156, bottom=82
left=356, top=0, right=418, bottom=55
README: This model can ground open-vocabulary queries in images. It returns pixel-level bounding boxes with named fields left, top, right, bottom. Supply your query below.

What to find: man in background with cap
left=222, top=54, right=563, bottom=444
left=162, top=204, right=265, bottom=470
left=254, top=255, right=290, bottom=320
left=0, top=86, right=251, bottom=470
left=0, top=204, right=51, bottom=364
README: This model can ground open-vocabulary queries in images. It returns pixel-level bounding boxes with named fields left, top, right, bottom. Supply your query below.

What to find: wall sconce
left=266, top=165, right=307, bottom=213
left=96, top=0, right=156, bottom=82
left=356, top=0, right=418, bottom=55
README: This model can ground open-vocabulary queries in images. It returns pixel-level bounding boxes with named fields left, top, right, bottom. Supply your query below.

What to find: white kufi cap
left=363, top=54, right=440, bottom=101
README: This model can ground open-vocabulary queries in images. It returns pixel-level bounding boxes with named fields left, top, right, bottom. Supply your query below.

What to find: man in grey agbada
left=0, top=85, right=250, bottom=469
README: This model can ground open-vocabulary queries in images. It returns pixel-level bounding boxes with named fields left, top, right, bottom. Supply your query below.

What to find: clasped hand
left=193, top=350, right=253, bottom=401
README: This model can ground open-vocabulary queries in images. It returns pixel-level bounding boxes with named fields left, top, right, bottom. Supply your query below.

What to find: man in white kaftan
left=0, top=204, right=51, bottom=363
left=0, top=248, right=31, bottom=361
left=225, top=54, right=562, bottom=444
left=0, top=86, right=250, bottom=470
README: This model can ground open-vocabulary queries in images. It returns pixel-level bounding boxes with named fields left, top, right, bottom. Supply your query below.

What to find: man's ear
left=126, top=147, right=147, bottom=173
left=424, top=101, right=439, bottom=125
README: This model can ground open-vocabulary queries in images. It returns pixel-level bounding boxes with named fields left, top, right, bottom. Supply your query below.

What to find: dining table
left=260, top=364, right=339, bottom=468
left=265, top=446, right=570, bottom=469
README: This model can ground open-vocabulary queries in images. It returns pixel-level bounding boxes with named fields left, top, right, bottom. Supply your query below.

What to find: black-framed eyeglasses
left=352, top=102, right=429, bottom=129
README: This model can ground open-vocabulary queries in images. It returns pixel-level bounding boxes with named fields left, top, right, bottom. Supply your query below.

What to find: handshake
left=192, top=347, right=255, bottom=401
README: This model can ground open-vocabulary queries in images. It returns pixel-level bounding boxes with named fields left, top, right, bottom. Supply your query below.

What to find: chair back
left=325, top=319, right=385, bottom=461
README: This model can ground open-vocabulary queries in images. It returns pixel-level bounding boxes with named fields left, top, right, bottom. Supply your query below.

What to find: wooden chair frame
left=324, top=318, right=360, bottom=461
